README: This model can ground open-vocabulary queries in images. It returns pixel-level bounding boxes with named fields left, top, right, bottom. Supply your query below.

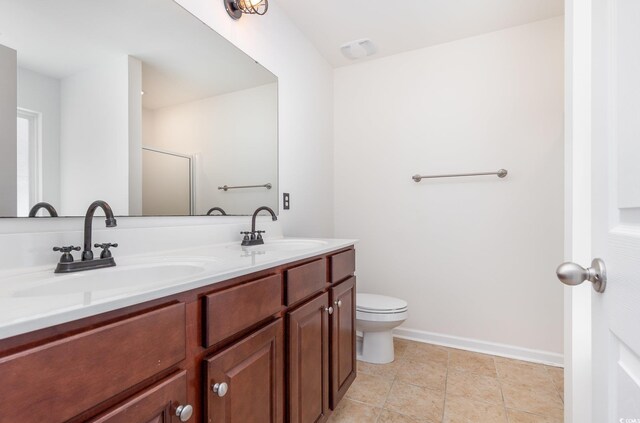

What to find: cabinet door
left=330, top=277, right=357, bottom=409
left=288, top=292, right=330, bottom=423
left=205, top=319, right=284, bottom=423
left=90, top=371, right=189, bottom=423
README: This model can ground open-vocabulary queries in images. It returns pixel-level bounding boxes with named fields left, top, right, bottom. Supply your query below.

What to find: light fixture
left=224, top=0, right=268, bottom=20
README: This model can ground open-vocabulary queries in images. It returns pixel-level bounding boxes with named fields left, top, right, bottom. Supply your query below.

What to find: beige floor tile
left=495, top=357, right=554, bottom=389
left=448, top=349, right=497, bottom=377
left=394, top=338, right=413, bottom=359
left=396, top=359, right=447, bottom=392
left=445, top=369, right=503, bottom=405
left=501, top=381, right=563, bottom=420
left=507, top=408, right=563, bottom=423
left=378, top=409, right=432, bottom=423
left=384, top=381, right=444, bottom=422
left=328, top=399, right=381, bottom=423
left=403, top=342, right=449, bottom=366
left=345, top=373, right=393, bottom=407
left=545, top=366, right=564, bottom=395
left=443, top=395, right=508, bottom=423
left=358, top=358, right=404, bottom=381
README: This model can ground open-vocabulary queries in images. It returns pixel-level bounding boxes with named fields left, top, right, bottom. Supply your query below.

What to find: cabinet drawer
left=0, top=303, right=186, bottom=423
left=90, top=370, right=188, bottom=423
left=204, top=274, right=283, bottom=348
left=286, top=258, right=327, bottom=305
left=330, top=249, right=355, bottom=283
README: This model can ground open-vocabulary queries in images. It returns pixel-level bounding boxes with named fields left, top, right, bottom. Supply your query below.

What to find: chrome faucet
left=28, top=202, right=58, bottom=217
left=241, top=206, right=277, bottom=246
left=52, top=200, right=118, bottom=273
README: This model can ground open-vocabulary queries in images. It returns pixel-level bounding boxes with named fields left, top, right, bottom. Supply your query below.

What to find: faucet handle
left=255, top=230, right=265, bottom=240
left=94, top=243, right=118, bottom=259
left=53, top=246, right=81, bottom=253
left=53, top=246, right=81, bottom=263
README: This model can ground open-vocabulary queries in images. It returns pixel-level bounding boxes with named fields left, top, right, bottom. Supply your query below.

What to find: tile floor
left=329, top=338, right=564, bottom=423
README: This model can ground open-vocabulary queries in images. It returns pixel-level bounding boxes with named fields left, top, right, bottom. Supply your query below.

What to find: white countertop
left=0, top=237, right=356, bottom=340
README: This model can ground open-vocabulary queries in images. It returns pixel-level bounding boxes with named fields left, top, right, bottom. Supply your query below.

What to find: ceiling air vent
left=340, top=39, right=377, bottom=60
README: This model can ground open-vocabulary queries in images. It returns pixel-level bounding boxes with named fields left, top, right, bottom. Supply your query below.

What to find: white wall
left=0, top=45, right=17, bottom=217
left=143, top=83, right=278, bottom=215
left=59, top=56, right=141, bottom=216
left=334, top=18, right=565, bottom=359
left=17, top=67, right=61, bottom=210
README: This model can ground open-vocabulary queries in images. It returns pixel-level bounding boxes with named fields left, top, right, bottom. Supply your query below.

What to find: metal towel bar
left=218, top=183, right=272, bottom=191
left=412, top=169, right=508, bottom=182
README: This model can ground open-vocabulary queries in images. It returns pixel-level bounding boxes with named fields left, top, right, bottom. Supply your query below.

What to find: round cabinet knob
left=556, top=258, right=607, bottom=293
left=325, top=306, right=334, bottom=315
left=175, top=404, right=193, bottom=422
left=212, top=382, right=229, bottom=397
left=334, top=300, right=342, bottom=308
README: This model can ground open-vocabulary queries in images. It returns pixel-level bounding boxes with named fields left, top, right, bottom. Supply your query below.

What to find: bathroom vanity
left=0, top=240, right=356, bottom=423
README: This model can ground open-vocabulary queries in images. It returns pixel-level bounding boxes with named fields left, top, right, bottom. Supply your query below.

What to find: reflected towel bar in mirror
left=218, top=183, right=273, bottom=191
left=412, top=169, right=508, bottom=182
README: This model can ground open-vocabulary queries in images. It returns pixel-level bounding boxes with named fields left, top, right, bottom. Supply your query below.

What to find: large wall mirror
left=0, top=0, right=278, bottom=218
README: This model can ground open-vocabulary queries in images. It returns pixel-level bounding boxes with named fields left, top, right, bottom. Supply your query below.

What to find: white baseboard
left=392, top=327, right=564, bottom=367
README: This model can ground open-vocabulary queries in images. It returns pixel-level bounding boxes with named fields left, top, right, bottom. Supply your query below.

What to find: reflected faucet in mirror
left=52, top=200, right=119, bottom=273
left=28, top=202, right=58, bottom=217
left=241, top=206, right=277, bottom=246
left=207, top=207, right=227, bottom=216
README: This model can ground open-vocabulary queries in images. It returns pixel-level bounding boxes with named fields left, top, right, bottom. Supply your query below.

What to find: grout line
left=491, top=356, right=511, bottom=423
left=543, top=365, right=565, bottom=405
left=440, top=349, right=450, bottom=423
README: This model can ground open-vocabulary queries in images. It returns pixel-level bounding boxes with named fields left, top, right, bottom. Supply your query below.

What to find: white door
left=564, top=0, right=640, bottom=421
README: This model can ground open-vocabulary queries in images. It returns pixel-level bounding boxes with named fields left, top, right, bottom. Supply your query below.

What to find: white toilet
left=356, top=293, right=408, bottom=364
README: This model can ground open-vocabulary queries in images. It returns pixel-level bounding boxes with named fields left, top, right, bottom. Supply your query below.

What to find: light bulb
left=238, top=0, right=263, bottom=8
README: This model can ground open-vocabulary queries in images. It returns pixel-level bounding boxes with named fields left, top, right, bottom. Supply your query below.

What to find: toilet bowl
left=356, top=293, right=408, bottom=364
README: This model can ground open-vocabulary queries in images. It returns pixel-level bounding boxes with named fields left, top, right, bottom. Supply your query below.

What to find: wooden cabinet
left=330, top=277, right=357, bottom=409
left=287, top=292, right=331, bottom=423
left=205, top=319, right=284, bottom=423
left=90, top=371, right=189, bottom=423
left=0, top=247, right=356, bottom=423
left=0, top=303, right=186, bottom=423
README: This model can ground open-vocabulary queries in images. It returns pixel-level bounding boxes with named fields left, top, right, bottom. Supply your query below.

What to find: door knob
left=212, top=382, right=229, bottom=397
left=556, top=258, right=606, bottom=293
left=324, top=306, right=334, bottom=315
left=334, top=299, right=342, bottom=308
left=175, top=404, right=193, bottom=422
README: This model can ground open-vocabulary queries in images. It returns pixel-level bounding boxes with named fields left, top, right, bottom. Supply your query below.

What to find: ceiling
left=277, top=0, right=564, bottom=67
left=0, top=0, right=276, bottom=109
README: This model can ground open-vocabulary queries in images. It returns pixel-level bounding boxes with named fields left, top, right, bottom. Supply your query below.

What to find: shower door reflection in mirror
left=0, top=0, right=278, bottom=217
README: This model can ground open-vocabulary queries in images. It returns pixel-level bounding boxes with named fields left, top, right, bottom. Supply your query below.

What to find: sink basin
left=12, top=260, right=210, bottom=297
left=246, top=239, right=329, bottom=252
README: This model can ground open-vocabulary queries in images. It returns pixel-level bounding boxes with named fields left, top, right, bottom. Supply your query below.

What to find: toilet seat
left=356, top=309, right=408, bottom=322
left=356, top=293, right=408, bottom=314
